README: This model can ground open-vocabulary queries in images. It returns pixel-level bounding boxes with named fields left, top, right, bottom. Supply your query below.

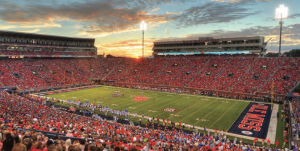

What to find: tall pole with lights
left=140, top=21, right=147, bottom=58
left=275, top=5, right=288, bottom=57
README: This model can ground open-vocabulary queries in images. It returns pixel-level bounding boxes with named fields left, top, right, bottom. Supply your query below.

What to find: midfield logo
left=132, top=96, right=150, bottom=102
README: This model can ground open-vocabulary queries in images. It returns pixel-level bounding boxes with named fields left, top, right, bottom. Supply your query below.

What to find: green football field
left=46, top=85, right=286, bottom=146
left=47, top=86, right=250, bottom=131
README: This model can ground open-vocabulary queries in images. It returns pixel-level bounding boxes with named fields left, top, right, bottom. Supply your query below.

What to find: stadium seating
left=210, top=56, right=256, bottom=91
left=0, top=54, right=296, bottom=150
left=186, top=56, right=231, bottom=89
left=232, top=58, right=283, bottom=94
left=167, top=56, right=209, bottom=87
left=121, top=58, right=153, bottom=83
left=260, top=58, right=300, bottom=94
left=0, top=56, right=299, bottom=96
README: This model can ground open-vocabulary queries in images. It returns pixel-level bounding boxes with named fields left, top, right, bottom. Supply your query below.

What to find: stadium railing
left=23, top=129, right=84, bottom=142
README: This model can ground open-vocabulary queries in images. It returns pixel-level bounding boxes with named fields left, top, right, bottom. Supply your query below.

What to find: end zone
left=228, top=102, right=273, bottom=139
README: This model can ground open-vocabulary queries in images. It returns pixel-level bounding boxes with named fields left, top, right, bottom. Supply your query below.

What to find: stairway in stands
left=102, top=59, right=122, bottom=80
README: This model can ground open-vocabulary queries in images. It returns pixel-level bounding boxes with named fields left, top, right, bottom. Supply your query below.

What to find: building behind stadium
left=0, top=30, right=97, bottom=58
left=153, top=36, right=266, bottom=56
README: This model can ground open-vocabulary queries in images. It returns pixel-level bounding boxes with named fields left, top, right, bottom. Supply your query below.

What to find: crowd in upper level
left=0, top=55, right=299, bottom=96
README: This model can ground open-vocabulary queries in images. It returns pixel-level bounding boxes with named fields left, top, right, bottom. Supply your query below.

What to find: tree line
left=265, top=49, right=300, bottom=57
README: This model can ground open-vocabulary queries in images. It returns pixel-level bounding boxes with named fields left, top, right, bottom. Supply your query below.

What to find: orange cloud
left=97, top=39, right=155, bottom=58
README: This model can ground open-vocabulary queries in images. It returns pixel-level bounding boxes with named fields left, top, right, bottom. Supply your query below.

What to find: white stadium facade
left=153, top=36, right=267, bottom=56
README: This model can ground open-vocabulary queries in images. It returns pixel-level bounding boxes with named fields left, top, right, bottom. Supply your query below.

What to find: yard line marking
left=167, top=100, right=205, bottom=119
left=127, top=96, right=176, bottom=114
left=154, top=97, right=200, bottom=117
left=192, top=101, right=224, bottom=125
left=226, top=102, right=249, bottom=131
left=103, top=86, right=258, bottom=104
left=208, top=101, right=238, bottom=128
left=179, top=100, right=217, bottom=122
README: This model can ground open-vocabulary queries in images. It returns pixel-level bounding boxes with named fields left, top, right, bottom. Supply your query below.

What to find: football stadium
left=0, top=1, right=300, bottom=151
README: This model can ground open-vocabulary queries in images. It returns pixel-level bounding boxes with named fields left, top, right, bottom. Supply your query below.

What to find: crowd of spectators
left=291, top=98, right=300, bottom=141
left=232, top=58, right=282, bottom=94
left=210, top=57, right=256, bottom=91
left=0, top=55, right=299, bottom=95
left=0, top=61, right=27, bottom=90
left=169, top=56, right=209, bottom=87
left=261, top=58, right=300, bottom=94
left=106, top=56, right=299, bottom=96
left=122, top=59, right=153, bottom=84
left=186, top=56, right=230, bottom=89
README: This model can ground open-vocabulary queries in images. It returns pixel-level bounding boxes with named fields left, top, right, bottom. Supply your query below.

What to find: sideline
left=266, top=104, right=279, bottom=144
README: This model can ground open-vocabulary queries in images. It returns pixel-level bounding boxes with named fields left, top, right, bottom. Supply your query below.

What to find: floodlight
left=275, top=5, right=288, bottom=57
left=140, top=21, right=146, bottom=58
left=275, top=5, right=288, bottom=19
left=140, top=21, right=147, bottom=31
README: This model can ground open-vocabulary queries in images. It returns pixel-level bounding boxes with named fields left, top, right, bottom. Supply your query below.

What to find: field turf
left=46, top=86, right=288, bottom=146
left=47, top=86, right=249, bottom=131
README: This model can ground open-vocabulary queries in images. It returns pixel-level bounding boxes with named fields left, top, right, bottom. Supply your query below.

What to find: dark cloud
left=289, top=13, right=300, bottom=19
left=0, top=0, right=277, bottom=33
left=159, top=24, right=300, bottom=40
left=267, top=13, right=300, bottom=21
left=171, top=2, right=260, bottom=28
left=0, top=0, right=181, bottom=33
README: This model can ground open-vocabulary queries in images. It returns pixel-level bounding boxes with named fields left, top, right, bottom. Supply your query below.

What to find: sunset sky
left=0, top=0, right=299, bottom=58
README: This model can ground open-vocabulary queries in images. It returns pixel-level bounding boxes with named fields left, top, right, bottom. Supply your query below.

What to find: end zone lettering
left=228, top=103, right=272, bottom=138
left=238, top=105, right=268, bottom=131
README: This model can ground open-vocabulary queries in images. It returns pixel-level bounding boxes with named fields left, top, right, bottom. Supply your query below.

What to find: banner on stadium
left=157, top=51, right=251, bottom=55
left=227, top=102, right=272, bottom=139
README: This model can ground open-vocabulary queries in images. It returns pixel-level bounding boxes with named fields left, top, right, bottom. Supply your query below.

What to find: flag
left=93, top=102, right=95, bottom=106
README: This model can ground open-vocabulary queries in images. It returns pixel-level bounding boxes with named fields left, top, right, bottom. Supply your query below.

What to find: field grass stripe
left=166, top=100, right=205, bottom=119
left=141, top=96, right=195, bottom=114
left=225, top=102, right=249, bottom=131
left=108, top=92, right=167, bottom=110
left=192, top=101, right=224, bottom=125
left=128, top=96, right=177, bottom=114
left=208, top=101, right=238, bottom=128
left=179, top=100, right=218, bottom=122
left=153, top=97, right=202, bottom=118
left=103, top=89, right=170, bottom=110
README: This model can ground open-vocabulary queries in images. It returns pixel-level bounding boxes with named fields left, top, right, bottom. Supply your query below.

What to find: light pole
left=275, top=4, right=288, bottom=57
left=140, top=21, right=147, bottom=58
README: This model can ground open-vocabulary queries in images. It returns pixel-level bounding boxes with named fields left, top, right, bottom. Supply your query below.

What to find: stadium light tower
left=140, top=21, right=147, bottom=58
left=275, top=4, right=288, bottom=57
